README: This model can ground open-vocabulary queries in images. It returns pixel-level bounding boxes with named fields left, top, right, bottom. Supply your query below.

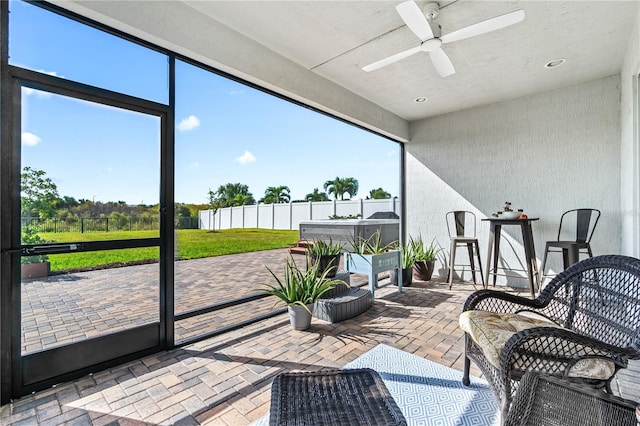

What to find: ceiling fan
left=362, top=1, right=525, bottom=77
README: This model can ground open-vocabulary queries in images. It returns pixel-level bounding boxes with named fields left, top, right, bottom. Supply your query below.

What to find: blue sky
left=13, top=0, right=399, bottom=205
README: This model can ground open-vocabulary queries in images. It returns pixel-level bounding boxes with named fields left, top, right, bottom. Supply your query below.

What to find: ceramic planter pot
left=310, top=254, right=340, bottom=278
left=413, top=260, right=435, bottom=281
left=390, top=267, right=413, bottom=286
left=288, top=304, right=314, bottom=330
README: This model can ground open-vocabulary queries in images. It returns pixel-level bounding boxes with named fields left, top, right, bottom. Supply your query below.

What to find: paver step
left=288, top=240, right=311, bottom=254
left=288, top=246, right=308, bottom=255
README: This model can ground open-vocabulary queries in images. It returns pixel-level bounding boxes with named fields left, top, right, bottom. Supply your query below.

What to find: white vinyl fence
left=198, top=198, right=400, bottom=231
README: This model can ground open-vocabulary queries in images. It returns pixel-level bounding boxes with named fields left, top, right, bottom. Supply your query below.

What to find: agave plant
left=258, top=256, right=346, bottom=314
left=306, top=238, right=343, bottom=257
left=307, top=238, right=344, bottom=278
left=394, top=240, right=416, bottom=269
left=349, top=229, right=395, bottom=254
left=410, top=235, right=442, bottom=261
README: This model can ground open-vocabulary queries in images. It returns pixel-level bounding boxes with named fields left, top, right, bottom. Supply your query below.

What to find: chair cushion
left=459, top=311, right=616, bottom=380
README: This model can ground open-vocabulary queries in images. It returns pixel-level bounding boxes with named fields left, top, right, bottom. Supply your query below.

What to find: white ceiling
left=57, top=0, right=639, bottom=129
left=182, top=0, right=639, bottom=121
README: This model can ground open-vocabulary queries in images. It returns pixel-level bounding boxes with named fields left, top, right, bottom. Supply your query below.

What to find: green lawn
left=41, top=229, right=298, bottom=272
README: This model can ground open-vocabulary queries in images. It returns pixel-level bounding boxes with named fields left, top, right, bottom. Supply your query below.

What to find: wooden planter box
left=344, top=251, right=402, bottom=298
left=21, top=261, right=50, bottom=280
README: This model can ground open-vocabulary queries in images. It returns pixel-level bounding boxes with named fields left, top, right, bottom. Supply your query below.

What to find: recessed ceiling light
left=414, top=97, right=428, bottom=103
left=545, top=58, right=566, bottom=69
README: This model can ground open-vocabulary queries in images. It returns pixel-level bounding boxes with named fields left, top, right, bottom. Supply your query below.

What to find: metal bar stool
left=540, top=208, right=600, bottom=281
left=446, top=211, right=484, bottom=289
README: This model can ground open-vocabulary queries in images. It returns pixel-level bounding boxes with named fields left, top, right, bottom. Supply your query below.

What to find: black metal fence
left=21, top=217, right=199, bottom=233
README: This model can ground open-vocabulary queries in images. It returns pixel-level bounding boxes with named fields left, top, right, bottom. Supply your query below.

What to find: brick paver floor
left=4, top=249, right=639, bottom=425
left=21, top=249, right=294, bottom=353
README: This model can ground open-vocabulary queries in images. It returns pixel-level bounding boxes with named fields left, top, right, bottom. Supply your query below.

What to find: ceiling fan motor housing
left=421, top=38, right=442, bottom=52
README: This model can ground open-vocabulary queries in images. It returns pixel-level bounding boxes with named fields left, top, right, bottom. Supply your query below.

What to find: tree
left=207, top=183, right=255, bottom=231
left=259, top=185, right=291, bottom=204
left=57, top=196, right=80, bottom=210
left=174, top=203, right=195, bottom=229
left=368, top=188, right=391, bottom=199
left=21, top=166, right=60, bottom=219
left=175, top=203, right=191, bottom=218
left=323, top=177, right=359, bottom=200
left=232, top=193, right=255, bottom=206
left=109, top=211, right=129, bottom=230
left=208, top=183, right=253, bottom=231
left=304, top=187, right=330, bottom=202
left=208, top=183, right=255, bottom=209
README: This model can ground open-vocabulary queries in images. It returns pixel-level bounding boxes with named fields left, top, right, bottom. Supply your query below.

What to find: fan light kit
left=363, top=1, right=525, bottom=78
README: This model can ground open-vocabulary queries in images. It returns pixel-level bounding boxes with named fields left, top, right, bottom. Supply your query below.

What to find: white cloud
left=235, top=150, right=256, bottom=165
left=386, top=150, right=396, bottom=157
left=178, top=115, right=200, bottom=132
left=21, top=132, right=41, bottom=146
left=192, top=162, right=200, bottom=169
left=38, top=69, right=61, bottom=77
left=230, top=89, right=245, bottom=96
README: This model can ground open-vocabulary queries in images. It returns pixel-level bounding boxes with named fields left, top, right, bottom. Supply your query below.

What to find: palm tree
left=323, top=177, right=359, bottom=200
left=208, top=182, right=255, bottom=209
left=304, top=187, right=330, bottom=202
left=232, top=193, right=256, bottom=206
left=368, top=188, right=391, bottom=199
left=259, top=185, right=291, bottom=204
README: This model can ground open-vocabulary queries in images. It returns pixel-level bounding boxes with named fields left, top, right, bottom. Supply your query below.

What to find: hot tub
left=299, top=219, right=399, bottom=251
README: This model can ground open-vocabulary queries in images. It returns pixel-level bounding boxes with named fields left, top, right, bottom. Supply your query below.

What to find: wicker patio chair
left=459, top=254, right=640, bottom=419
left=504, top=372, right=639, bottom=426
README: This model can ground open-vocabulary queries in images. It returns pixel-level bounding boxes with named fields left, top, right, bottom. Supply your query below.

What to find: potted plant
left=258, top=256, right=346, bottom=330
left=410, top=236, right=442, bottom=281
left=389, top=240, right=414, bottom=286
left=344, top=229, right=402, bottom=297
left=20, top=225, right=50, bottom=279
left=307, top=238, right=344, bottom=278
left=347, top=228, right=394, bottom=255
left=493, top=201, right=524, bottom=219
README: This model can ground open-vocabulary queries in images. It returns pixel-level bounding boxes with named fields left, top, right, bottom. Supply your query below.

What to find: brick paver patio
left=21, top=249, right=295, bottom=353
left=3, top=249, right=639, bottom=425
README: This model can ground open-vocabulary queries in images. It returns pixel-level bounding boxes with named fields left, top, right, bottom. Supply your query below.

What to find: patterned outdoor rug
left=345, top=343, right=500, bottom=425
left=252, top=343, right=500, bottom=425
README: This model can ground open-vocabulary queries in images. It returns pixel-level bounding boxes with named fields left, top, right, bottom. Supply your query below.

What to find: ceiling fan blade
left=429, top=48, right=455, bottom=77
left=362, top=46, right=422, bottom=72
left=396, top=0, right=434, bottom=41
left=440, top=9, right=525, bottom=44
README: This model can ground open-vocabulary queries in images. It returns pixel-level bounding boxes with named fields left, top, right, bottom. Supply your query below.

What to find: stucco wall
left=620, top=9, right=640, bottom=257
left=406, top=75, right=622, bottom=287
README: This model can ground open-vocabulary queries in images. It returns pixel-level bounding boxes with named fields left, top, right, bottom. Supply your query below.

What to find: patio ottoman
left=319, top=272, right=351, bottom=298
left=269, top=368, right=406, bottom=425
